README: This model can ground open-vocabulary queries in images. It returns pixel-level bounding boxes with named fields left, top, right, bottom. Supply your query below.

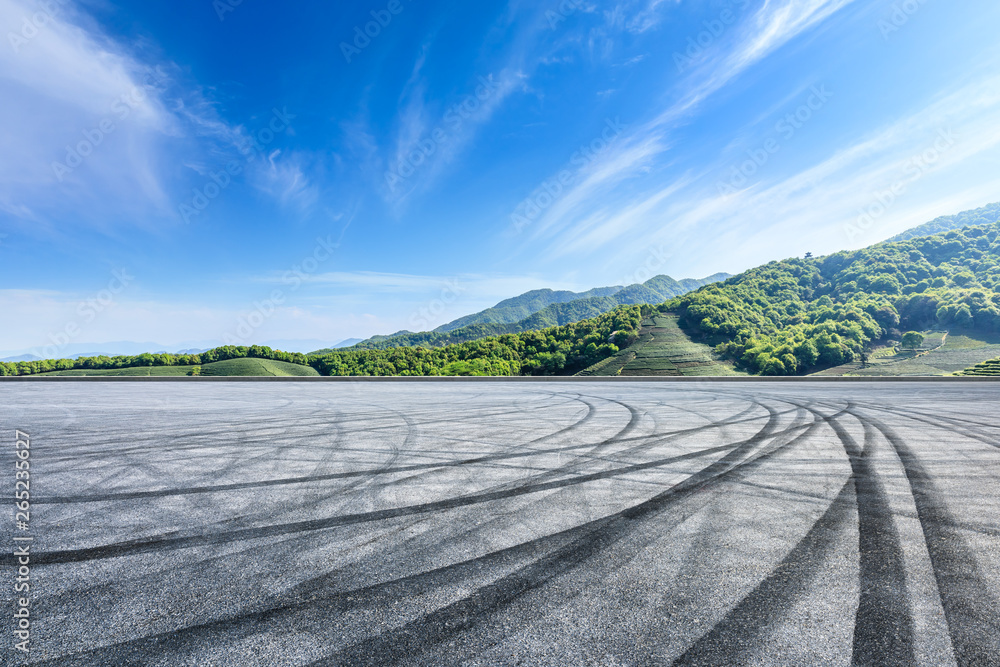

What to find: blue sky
left=2, top=0, right=1000, bottom=355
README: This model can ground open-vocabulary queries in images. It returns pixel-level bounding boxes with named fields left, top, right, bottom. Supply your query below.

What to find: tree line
left=1, top=306, right=645, bottom=377
left=0, top=346, right=310, bottom=377
left=309, top=306, right=645, bottom=376
left=668, top=222, right=1000, bottom=374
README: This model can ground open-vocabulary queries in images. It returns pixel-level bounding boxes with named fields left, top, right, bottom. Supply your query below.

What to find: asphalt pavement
left=1, top=381, right=998, bottom=665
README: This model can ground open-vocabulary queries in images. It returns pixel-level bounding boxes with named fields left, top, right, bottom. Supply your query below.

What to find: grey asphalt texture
left=2, top=381, right=999, bottom=666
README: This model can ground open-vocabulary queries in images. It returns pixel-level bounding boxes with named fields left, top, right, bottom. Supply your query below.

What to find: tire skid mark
left=851, top=406, right=1000, bottom=667
left=480, top=395, right=647, bottom=494
left=34, top=398, right=788, bottom=505
left=26, top=399, right=788, bottom=664
left=370, top=391, right=599, bottom=492
left=45, top=404, right=351, bottom=536
left=671, top=395, right=913, bottom=666
left=29, top=500, right=622, bottom=666
left=32, top=396, right=570, bottom=462
left=34, top=394, right=598, bottom=505
left=214, top=400, right=386, bottom=530
left=390, top=397, right=769, bottom=582
left=857, top=403, right=1000, bottom=452
left=17, top=438, right=763, bottom=566
left=671, top=479, right=856, bottom=666
left=313, top=401, right=802, bottom=665
left=823, top=405, right=916, bottom=667
left=21, top=400, right=783, bottom=568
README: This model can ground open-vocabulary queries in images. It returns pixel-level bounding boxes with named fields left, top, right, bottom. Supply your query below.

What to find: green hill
left=956, top=352, right=1000, bottom=376
left=33, top=358, right=320, bottom=377
left=34, top=366, right=199, bottom=377
left=577, top=314, right=744, bottom=377
left=435, top=285, right=623, bottom=332
left=436, top=273, right=730, bottom=333
left=310, top=306, right=646, bottom=376
left=4, top=346, right=317, bottom=378
left=806, top=329, right=1000, bottom=377
left=318, top=273, right=730, bottom=354
left=11, top=206, right=1000, bottom=380
left=198, top=358, right=320, bottom=376
left=668, top=220, right=1000, bottom=375
left=886, top=201, right=1000, bottom=243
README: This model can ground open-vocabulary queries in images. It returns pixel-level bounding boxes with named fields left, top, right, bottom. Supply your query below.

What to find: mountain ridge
left=316, top=273, right=730, bottom=354
left=885, top=201, right=1000, bottom=243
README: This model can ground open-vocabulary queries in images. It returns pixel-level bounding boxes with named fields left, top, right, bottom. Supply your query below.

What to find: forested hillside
left=0, top=345, right=311, bottom=377
left=1, top=306, right=643, bottom=377
left=310, top=306, right=645, bottom=376
left=328, top=273, right=729, bottom=353
left=9, top=215, right=999, bottom=379
left=668, top=221, right=1000, bottom=374
left=434, top=285, right=622, bottom=332
left=886, top=201, right=1000, bottom=243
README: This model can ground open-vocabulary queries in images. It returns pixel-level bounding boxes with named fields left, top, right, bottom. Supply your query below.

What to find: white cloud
left=0, top=266, right=598, bottom=353
left=0, top=0, right=316, bottom=235
left=513, top=0, right=862, bottom=264
left=0, top=0, right=177, bottom=224
left=624, top=0, right=674, bottom=34
left=562, top=69, right=1000, bottom=278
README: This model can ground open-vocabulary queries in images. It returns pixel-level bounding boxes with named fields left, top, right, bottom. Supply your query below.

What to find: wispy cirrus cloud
left=518, top=0, right=861, bottom=258
left=0, top=0, right=317, bottom=235
left=555, top=65, right=1000, bottom=278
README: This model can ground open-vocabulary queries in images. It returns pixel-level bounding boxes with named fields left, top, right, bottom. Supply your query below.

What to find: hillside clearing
left=577, top=314, right=744, bottom=377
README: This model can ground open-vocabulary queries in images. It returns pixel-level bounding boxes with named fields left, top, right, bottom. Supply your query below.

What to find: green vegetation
left=956, top=357, right=1000, bottom=376
left=34, top=358, right=319, bottom=377
left=668, top=221, right=1000, bottom=375
left=433, top=274, right=727, bottom=333
left=310, top=306, right=645, bottom=376
left=886, top=201, right=1000, bottom=243
left=810, top=329, right=1000, bottom=377
left=435, top=285, right=622, bottom=332
left=35, top=359, right=310, bottom=377
left=36, top=366, right=199, bottom=377
left=901, top=331, right=925, bottom=350
left=9, top=210, right=1000, bottom=379
left=319, top=273, right=730, bottom=354
left=1, top=346, right=312, bottom=378
left=200, top=358, right=320, bottom=376
left=578, top=314, right=743, bottom=377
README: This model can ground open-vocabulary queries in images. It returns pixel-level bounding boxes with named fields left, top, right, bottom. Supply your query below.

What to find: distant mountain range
left=6, top=202, right=997, bottom=366
left=434, top=274, right=729, bottom=333
left=316, top=273, right=731, bottom=353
